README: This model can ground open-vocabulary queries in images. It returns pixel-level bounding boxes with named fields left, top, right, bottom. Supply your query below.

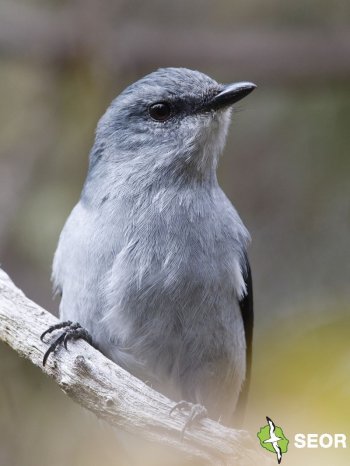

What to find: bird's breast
left=99, top=199, right=246, bottom=390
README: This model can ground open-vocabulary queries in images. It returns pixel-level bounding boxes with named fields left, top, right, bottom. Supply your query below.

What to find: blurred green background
left=0, top=1, right=349, bottom=465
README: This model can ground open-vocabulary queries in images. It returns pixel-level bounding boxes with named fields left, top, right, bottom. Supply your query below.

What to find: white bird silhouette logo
left=263, top=417, right=283, bottom=464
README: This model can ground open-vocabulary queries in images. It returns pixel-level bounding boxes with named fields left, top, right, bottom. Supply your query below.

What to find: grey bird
left=41, top=68, right=255, bottom=428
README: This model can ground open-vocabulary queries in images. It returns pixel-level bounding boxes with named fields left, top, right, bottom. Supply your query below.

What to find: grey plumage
left=52, top=67, right=255, bottom=426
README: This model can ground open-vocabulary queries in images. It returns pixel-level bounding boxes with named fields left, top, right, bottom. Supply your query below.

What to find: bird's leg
left=40, top=321, right=92, bottom=366
left=169, top=400, right=208, bottom=440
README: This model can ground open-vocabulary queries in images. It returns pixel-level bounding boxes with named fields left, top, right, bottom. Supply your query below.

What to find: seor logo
left=257, top=417, right=289, bottom=464
left=294, top=433, right=347, bottom=448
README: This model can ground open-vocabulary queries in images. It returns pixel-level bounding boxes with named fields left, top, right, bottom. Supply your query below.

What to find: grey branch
left=1, top=0, right=350, bottom=82
left=0, top=268, right=271, bottom=465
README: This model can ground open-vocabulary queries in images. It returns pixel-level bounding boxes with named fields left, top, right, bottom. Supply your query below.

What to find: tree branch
left=1, top=0, right=350, bottom=82
left=0, top=268, right=271, bottom=465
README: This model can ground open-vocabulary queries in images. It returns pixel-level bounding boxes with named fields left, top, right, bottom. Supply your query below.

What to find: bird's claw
left=40, top=321, right=92, bottom=366
left=40, top=320, right=73, bottom=342
left=170, top=400, right=208, bottom=440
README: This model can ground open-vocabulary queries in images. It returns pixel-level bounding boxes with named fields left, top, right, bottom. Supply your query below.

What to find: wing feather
left=233, top=254, right=254, bottom=425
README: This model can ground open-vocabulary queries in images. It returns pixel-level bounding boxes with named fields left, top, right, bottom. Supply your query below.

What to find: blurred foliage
left=247, top=302, right=350, bottom=466
left=0, top=0, right=349, bottom=465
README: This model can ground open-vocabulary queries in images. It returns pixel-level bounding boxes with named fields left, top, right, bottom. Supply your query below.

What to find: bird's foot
left=40, top=321, right=92, bottom=366
left=170, top=400, right=208, bottom=440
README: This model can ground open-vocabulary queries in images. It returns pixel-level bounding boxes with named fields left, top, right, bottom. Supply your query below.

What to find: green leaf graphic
left=257, top=424, right=289, bottom=454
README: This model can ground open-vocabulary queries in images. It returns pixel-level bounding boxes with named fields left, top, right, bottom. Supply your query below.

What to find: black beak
left=207, top=82, right=256, bottom=110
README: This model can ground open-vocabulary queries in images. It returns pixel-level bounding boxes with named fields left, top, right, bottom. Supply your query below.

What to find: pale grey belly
left=95, top=276, right=247, bottom=422
left=58, top=241, right=246, bottom=422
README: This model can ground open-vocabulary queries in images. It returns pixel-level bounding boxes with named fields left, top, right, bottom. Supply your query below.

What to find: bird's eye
left=149, top=102, right=171, bottom=121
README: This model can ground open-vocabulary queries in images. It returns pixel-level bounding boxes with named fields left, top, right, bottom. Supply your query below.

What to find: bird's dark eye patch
left=149, top=102, right=172, bottom=121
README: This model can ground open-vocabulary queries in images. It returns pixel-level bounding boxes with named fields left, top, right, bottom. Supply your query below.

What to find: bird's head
left=90, top=68, right=256, bottom=185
